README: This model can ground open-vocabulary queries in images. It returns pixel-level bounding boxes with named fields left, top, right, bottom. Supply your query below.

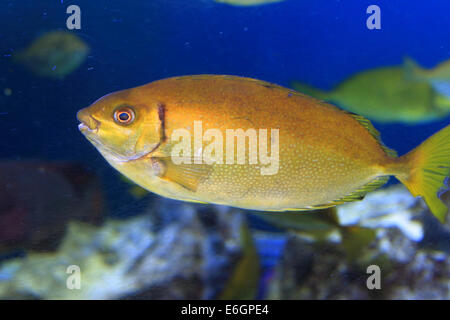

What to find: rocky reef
left=0, top=202, right=259, bottom=299
left=0, top=184, right=448, bottom=300
left=266, top=185, right=450, bottom=299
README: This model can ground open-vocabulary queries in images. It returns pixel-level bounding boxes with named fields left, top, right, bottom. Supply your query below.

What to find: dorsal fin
left=176, top=74, right=310, bottom=99
left=345, top=111, right=398, bottom=158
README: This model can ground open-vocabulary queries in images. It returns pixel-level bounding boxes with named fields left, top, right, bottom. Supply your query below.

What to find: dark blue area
left=0, top=0, right=449, bottom=215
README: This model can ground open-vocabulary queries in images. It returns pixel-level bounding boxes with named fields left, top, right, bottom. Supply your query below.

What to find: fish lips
left=77, top=109, right=100, bottom=134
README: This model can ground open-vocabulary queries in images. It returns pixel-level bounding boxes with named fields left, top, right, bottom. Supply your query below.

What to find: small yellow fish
left=215, top=0, right=284, bottom=6
left=14, top=31, right=89, bottom=79
left=404, top=57, right=450, bottom=99
left=77, top=75, right=450, bottom=222
left=253, top=208, right=376, bottom=260
left=292, top=67, right=450, bottom=123
left=219, top=222, right=260, bottom=299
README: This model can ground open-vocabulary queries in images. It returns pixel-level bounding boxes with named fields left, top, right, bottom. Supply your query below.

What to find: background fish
left=214, top=0, right=285, bottom=6
left=291, top=67, right=450, bottom=123
left=404, top=57, right=450, bottom=99
left=77, top=75, right=450, bottom=222
left=14, top=31, right=89, bottom=79
left=219, top=222, right=260, bottom=299
left=252, top=208, right=377, bottom=260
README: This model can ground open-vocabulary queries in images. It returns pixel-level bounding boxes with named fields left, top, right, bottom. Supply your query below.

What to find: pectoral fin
left=151, top=157, right=213, bottom=192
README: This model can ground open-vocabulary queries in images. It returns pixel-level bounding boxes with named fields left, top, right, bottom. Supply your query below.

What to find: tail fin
left=434, top=93, right=450, bottom=112
left=403, top=56, right=427, bottom=82
left=291, top=81, right=329, bottom=100
left=394, top=125, right=450, bottom=222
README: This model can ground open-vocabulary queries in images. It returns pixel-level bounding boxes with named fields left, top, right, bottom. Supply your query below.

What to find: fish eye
left=114, top=106, right=135, bottom=125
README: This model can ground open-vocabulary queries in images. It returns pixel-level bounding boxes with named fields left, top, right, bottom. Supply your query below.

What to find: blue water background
left=0, top=0, right=449, bottom=214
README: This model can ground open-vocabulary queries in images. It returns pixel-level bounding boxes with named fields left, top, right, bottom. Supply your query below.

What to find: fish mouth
left=77, top=109, right=99, bottom=134
left=76, top=108, right=160, bottom=163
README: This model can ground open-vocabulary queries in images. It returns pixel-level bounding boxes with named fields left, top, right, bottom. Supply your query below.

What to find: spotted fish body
left=78, top=75, right=450, bottom=222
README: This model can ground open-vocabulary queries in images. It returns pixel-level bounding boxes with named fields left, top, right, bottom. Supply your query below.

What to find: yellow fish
left=404, top=57, right=450, bottom=99
left=219, top=223, right=260, bottom=300
left=253, top=208, right=377, bottom=260
left=214, top=0, right=284, bottom=6
left=14, top=31, right=89, bottom=79
left=292, top=67, right=450, bottom=124
left=77, top=75, right=450, bottom=222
